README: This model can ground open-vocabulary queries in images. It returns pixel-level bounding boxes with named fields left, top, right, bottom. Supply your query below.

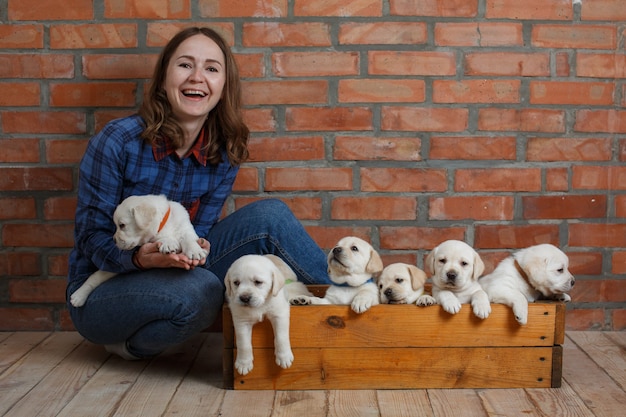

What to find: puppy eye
left=438, top=258, right=446, bottom=264
left=119, top=223, right=126, bottom=230
left=461, top=261, right=469, bottom=267
left=351, top=246, right=359, bottom=252
left=557, top=268, right=564, bottom=273
left=233, top=280, right=240, bottom=287
left=395, top=278, right=404, bottom=284
left=254, top=280, right=263, bottom=287
left=378, top=284, right=383, bottom=289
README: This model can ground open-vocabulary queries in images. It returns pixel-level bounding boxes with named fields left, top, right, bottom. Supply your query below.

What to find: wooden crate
left=223, top=286, right=565, bottom=390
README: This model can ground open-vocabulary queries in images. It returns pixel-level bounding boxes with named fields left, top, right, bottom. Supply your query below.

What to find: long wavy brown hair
left=139, top=27, right=249, bottom=165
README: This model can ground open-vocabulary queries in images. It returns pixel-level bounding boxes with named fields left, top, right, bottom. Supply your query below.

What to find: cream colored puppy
left=225, top=254, right=311, bottom=376
left=290, top=236, right=383, bottom=313
left=378, top=263, right=436, bottom=306
left=426, top=240, right=490, bottom=319
left=479, top=244, right=575, bottom=325
left=70, top=194, right=207, bottom=307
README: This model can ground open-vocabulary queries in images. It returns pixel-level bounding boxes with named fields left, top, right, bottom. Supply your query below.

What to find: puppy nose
left=446, top=271, right=457, bottom=281
left=384, top=289, right=393, bottom=296
left=239, top=295, right=251, bottom=304
left=333, top=247, right=342, bottom=255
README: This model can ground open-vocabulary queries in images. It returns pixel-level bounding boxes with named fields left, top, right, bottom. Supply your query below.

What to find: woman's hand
left=133, top=238, right=210, bottom=270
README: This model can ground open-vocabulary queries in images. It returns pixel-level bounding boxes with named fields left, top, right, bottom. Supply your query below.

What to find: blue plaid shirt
left=68, top=114, right=239, bottom=286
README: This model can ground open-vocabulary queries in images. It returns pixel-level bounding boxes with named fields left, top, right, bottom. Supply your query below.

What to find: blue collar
left=334, top=278, right=374, bottom=287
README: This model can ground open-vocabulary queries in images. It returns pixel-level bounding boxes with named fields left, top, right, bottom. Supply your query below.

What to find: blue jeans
left=68, top=199, right=331, bottom=358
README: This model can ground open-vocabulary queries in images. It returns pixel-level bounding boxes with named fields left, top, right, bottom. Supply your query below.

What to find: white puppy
left=225, top=254, right=311, bottom=376
left=378, top=263, right=436, bottom=306
left=70, top=194, right=207, bottom=307
left=426, top=240, right=491, bottom=319
left=479, top=243, right=575, bottom=325
left=291, top=236, right=383, bottom=313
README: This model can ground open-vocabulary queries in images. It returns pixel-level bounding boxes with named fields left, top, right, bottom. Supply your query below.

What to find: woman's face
left=164, top=34, right=226, bottom=124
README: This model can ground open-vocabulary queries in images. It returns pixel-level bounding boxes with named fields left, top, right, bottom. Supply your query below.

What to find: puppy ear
left=224, top=273, right=233, bottom=299
left=425, top=247, right=437, bottom=276
left=366, top=249, right=384, bottom=278
left=408, top=265, right=428, bottom=291
left=472, top=250, right=485, bottom=280
left=132, top=204, right=158, bottom=230
left=271, top=266, right=286, bottom=297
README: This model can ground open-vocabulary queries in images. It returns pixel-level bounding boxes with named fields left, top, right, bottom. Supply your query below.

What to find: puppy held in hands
left=426, top=240, right=491, bottom=319
left=479, top=244, right=575, bottom=325
left=378, top=263, right=436, bottom=306
left=291, top=236, right=383, bottom=313
left=225, top=254, right=312, bottom=376
left=70, top=194, right=207, bottom=307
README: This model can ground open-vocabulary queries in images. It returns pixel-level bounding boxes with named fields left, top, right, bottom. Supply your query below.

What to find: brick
left=572, top=166, right=626, bottom=190
left=390, top=0, right=478, bottom=17
left=429, top=196, right=514, bottom=221
left=242, top=109, right=277, bottom=132
left=48, top=253, right=69, bottom=276
left=522, top=195, right=607, bottom=220
left=286, top=107, right=372, bottom=131
left=9, top=279, right=66, bottom=303
left=464, top=52, right=550, bottom=76
left=331, top=196, right=417, bottom=220
left=2, top=111, right=86, bottom=134
left=45, top=139, right=89, bottom=164
left=478, top=108, right=565, bottom=132
left=565, top=309, right=606, bottom=331
left=44, top=197, right=78, bottom=221
left=333, top=136, right=421, bottom=161
left=527, top=137, right=612, bottom=162
left=0, top=168, right=73, bottom=191
left=0, top=308, right=54, bottom=331
left=200, top=0, right=287, bottom=17
left=485, top=0, right=572, bottom=20
left=569, top=251, right=603, bottom=275
left=338, top=79, right=425, bottom=103
left=0, top=54, right=74, bottom=78
left=474, top=224, right=560, bottom=249
left=235, top=197, right=323, bottom=221
left=146, top=22, right=235, bottom=47
left=306, top=226, right=372, bottom=250
left=612, top=310, right=626, bottom=331
left=0, top=82, right=40, bottom=106
left=273, top=52, right=359, bottom=77
left=430, top=136, right=516, bottom=160
left=50, top=24, right=137, bottom=49
left=433, top=79, right=520, bottom=103
left=0, top=24, right=44, bottom=48
left=247, top=136, right=325, bottom=162
left=8, top=0, right=93, bottom=20
left=546, top=168, right=569, bottom=192
left=242, top=81, right=328, bottom=105
left=616, top=196, right=626, bottom=218
left=574, top=110, right=626, bottom=133
left=379, top=226, right=466, bottom=250
left=94, top=110, right=135, bottom=132
left=235, top=54, right=265, bottom=78
left=369, top=51, right=456, bottom=76
left=382, top=107, right=468, bottom=132
left=339, top=22, right=427, bottom=45
left=3, top=223, right=74, bottom=248
left=105, top=0, right=190, bottom=19
left=295, top=0, right=381, bottom=16
left=569, top=223, right=626, bottom=248
left=530, top=81, right=614, bottom=106
left=232, top=167, right=258, bottom=192
left=59, top=310, right=76, bottom=331
left=532, top=24, right=616, bottom=49
left=556, top=52, right=571, bottom=77
left=360, top=168, right=447, bottom=192
left=50, top=82, right=136, bottom=107
left=435, top=23, right=522, bottom=47
left=0, top=138, right=40, bottom=163
left=82, top=54, right=156, bottom=79
left=265, top=167, right=353, bottom=191
left=577, top=53, right=626, bottom=78
left=604, top=280, right=626, bottom=303
left=455, top=168, right=541, bottom=192
left=581, top=0, right=626, bottom=20
left=0, top=198, right=37, bottom=220
left=5, top=252, right=41, bottom=275
left=243, top=22, right=331, bottom=47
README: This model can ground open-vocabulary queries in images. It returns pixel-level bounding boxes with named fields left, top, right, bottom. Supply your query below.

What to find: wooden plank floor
left=0, top=331, right=624, bottom=417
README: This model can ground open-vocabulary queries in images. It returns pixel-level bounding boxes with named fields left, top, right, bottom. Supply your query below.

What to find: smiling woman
left=66, top=26, right=332, bottom=361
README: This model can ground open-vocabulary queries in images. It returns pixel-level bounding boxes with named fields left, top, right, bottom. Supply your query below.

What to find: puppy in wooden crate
left=479, top=243, right=575, bottom=325
left=70, top=194, right=208, bottom=308
left=290, top=236, right=383, bottom=313
left=225, top=254, right=312, bottom=376
left=378, top=263, right=436, bottom=306
left=426, top=239, right=491, bottom=319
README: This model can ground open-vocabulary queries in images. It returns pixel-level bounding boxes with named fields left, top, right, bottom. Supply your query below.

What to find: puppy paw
left=290, top=296, right=312, bottom=306
left=275, top=349, right=294, bottom=369
left=183, top=241, right=208, bottom=260
left=351, top=294, right=377, bottom=314
left=472, top=301, right=491, bottom=319
left=441, top=300, right=462, bottom=315
left=69, top=291, right=87, bottom=307
left=158, top=238, right=180, bottom=254
left=555, top=293, right=571, bottom=303
left=512, top=303, right=528, bottom=325
left=235, top=358, right=254, bottom=376
left=416, top=295, right=436, bottom=306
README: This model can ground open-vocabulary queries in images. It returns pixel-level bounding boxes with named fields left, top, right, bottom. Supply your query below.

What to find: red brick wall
left=1, top=0, right=625, bottom=331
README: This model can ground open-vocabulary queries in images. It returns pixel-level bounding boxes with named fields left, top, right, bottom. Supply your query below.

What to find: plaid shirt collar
left=152, top=127, right=209, bottom=166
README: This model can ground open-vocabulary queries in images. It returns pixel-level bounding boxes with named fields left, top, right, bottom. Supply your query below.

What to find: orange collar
left=158, top=206, right=171, bottom=232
